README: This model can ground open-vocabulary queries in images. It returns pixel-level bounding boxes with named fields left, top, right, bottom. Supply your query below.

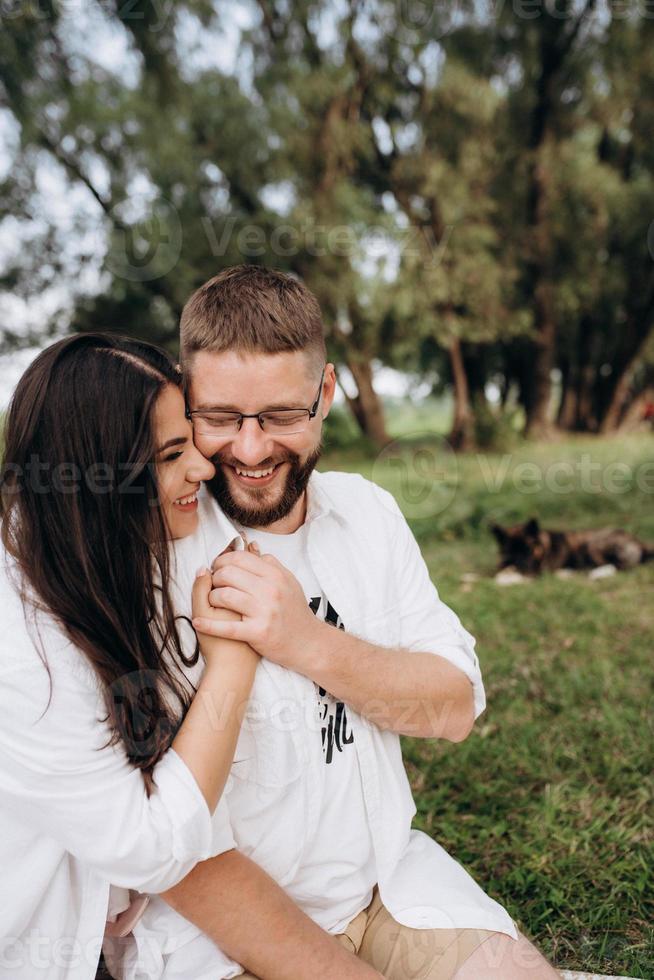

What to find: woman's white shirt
left=0, top=554, right=234, bottom=980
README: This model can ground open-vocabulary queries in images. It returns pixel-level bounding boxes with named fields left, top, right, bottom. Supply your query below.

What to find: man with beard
left=108, top=266, right=560, bottom=980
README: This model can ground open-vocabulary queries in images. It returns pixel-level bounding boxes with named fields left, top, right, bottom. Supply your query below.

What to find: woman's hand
left=192, top=544, right=260, bottom=670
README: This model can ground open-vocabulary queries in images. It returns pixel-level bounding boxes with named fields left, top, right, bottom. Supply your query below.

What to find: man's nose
left=230, top=417, right=274, bottom=465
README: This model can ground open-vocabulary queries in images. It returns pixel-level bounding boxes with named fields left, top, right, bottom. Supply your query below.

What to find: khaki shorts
left=240, top=885, right=500, bottom=979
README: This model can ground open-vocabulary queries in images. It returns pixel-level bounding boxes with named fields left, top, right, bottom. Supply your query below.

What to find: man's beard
left=206, top=444, right=323, bottom=528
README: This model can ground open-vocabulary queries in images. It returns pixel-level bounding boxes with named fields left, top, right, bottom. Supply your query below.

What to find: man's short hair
left=180, top=265, right=327, bottom=372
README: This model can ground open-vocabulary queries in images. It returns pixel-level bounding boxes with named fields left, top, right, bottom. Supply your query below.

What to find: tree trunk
left=524, top=151, right=557, bottom=439
left=461, top=342, right=487, bottom=402
left=557, top=354, right=577, bottom=429
left=614, top=386, right=654, bottom=433
left=503, top=341, right=533, bottom=418
left=600, top=357, right=642, bottom=433
left=573, top=315, right=598, bottom=431
left=341, top=357, right=390, bottom=448
left=572, top=365, right=596, bottom=430
left=521, top=6, right=599, bottom=436
left=499, top=372, right=512, bottom=409
left=448, top=337, right=475, bottom=450
left=598, top=320, right=653, bottom=433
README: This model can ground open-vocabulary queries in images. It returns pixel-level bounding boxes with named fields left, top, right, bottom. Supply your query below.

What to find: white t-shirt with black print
left=240, top=521, right=377, bottom=931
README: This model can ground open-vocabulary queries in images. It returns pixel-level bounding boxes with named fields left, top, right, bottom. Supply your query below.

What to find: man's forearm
left=291, top=621, right=475, bottom=740
left=160, top=849, right=381, bottom=980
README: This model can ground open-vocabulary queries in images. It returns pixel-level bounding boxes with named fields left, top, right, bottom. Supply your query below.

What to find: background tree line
left=1, top=0, right=653, bottom=448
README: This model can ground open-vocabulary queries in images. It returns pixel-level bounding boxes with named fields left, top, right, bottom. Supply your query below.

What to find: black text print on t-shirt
left=308, top=596, right=355, bottom=764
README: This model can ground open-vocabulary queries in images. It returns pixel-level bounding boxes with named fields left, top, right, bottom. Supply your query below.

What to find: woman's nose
left=187, top=447, right=215, bottom=482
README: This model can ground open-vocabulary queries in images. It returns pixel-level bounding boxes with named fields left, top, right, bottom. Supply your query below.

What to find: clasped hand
left=191, top=547, right=320, bottom=669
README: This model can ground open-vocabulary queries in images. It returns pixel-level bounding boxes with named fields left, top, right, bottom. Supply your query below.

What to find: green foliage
left=0, top=2, right=653, bottom=433
left=321, top=404, right=366, bottom=452
left=471, top=395, right=524, bottom=452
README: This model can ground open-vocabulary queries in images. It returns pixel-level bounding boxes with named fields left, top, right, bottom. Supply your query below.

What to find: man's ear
left=321, top=362, right=337, bottom=420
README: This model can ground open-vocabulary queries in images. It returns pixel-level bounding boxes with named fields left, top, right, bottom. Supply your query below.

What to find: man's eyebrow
left=192, top=403, right=241, bottom=412
left=156, top=436, right=188, bottom=454
left=260, top=402, right=303, bottom=412
left=193, top=401, right=302, bottom=413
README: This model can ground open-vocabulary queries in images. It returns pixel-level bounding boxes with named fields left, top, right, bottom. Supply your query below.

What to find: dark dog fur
left=491, top=518, right=654, bottom=575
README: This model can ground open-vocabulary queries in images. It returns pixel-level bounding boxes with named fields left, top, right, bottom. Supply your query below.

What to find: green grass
left=321, top=430, right=654, bottom=978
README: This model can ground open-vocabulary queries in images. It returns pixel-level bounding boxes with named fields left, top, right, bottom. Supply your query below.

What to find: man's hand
left=192, top=547, right=475, bottom=742
left=191, top=549, right=320, bottom=669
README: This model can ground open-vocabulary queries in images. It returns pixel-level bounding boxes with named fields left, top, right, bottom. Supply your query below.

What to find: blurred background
left=1, top=0, right=654, bottom=446
left=0, top=2, right=652, bottom=977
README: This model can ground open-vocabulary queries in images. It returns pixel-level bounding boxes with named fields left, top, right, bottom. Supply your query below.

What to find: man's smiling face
left=186, top=349, right=336, bottom=531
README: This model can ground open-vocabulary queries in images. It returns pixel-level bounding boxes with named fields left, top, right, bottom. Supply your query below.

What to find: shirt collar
left=305, top=471, right=343, bottom=526
left=199, top=471, right=346, bottom=552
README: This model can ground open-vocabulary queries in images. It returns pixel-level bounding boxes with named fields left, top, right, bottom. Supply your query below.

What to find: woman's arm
left=172, top=567, right=259, bottom=813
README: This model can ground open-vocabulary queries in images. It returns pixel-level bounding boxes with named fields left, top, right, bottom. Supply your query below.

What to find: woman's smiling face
left=153, top=385, right=215, bottom=539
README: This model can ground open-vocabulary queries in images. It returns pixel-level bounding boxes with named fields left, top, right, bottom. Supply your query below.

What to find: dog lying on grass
left=491, top=518, right=654, bottom=576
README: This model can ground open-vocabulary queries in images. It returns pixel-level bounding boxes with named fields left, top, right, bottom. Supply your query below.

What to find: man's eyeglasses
left=187, top=368, right=326, bottom=437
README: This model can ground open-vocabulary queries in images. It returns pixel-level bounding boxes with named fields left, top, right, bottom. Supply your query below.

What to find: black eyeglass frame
left=186, top=367, right=326, bottom=432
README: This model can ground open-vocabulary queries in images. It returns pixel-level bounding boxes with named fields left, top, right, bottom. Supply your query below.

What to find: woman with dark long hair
left=0, top=333, right=259, bottom=980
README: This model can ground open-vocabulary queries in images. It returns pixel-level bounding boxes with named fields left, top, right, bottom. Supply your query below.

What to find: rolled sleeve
left=208, top=780, right=237, bottom=858
left=152, top=749, right=217, bottom=865
left=385, top=492, right=486, bottom=720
